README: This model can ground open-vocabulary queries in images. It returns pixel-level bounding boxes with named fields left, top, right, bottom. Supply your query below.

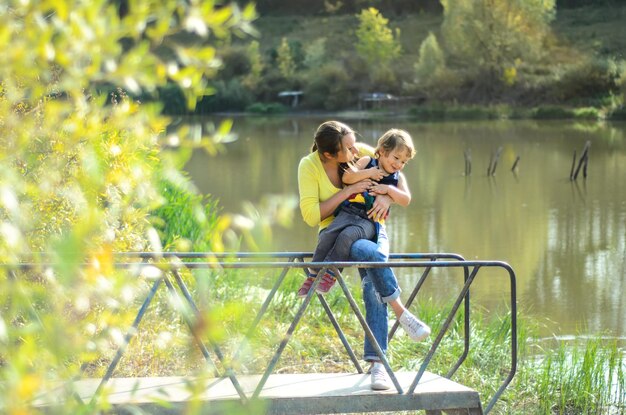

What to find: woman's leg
left=360, top=271, right=388, bottom=361
left=351, top=228, right=430, bottom=352
left=350, top=227, right=401, bottom=303
left=351, top=228, right=396, bottom=362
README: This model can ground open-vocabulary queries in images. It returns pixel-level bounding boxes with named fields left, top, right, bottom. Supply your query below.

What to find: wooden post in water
left=569, top=150, right=577, bottom=180
left=511, top=156, right=520, bottom=172
left=464, top=149, right=472, bottom=176
left=488, top=146, right=503, bottom=176
left=571, top=141, right=590, bottom=180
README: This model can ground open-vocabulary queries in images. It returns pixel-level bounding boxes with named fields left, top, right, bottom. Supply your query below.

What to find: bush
left=158, top=83, right=188, bottom=115
left=531, top=105, right=575, bottom=119
left=195, top=79, right=254, bottom=113
left=245, top=102, right=288, bottom=114
left=151, top=178, right=221, bottom=251
left=608, top=106, right=626, bottom=120
left=408, top=104, right=502, bottom=121
left=573, top=107, right=602, bottom=120
left=303, top=63, right=357, bottom=110
left=550, top=57, right=622, bottom=105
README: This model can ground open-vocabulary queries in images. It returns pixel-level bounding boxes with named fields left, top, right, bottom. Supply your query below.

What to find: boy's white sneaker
left=370, top=362, right=391, bottom=390
left=399, top=310, right=431, bottom=342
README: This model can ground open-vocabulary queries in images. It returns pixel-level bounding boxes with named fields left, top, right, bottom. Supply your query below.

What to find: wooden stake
left=464, top=149, right=472, bottom=176
left=572, top=141, right=590, bottom=180
left=569, top=150, right=577, bottom=180
left=488, top=146, right=503, bottom=176
left=511, top=156, right=520, bottom=172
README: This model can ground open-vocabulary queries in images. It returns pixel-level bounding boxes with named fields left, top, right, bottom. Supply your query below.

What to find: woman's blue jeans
left=350, top=226, right=401, bottom=362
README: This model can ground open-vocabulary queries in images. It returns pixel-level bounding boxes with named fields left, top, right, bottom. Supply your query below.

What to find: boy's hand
left=368, top=167, right=385, bottom=181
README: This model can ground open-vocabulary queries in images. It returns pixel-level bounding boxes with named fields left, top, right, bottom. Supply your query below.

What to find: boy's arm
left=369, top=172, right=411, bottom=207
left=343, top=157, right=384, bottom=184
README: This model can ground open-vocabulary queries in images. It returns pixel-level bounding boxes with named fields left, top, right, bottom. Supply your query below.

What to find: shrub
left=151, top=178, right=221, bottom=251
left=550, top=57, right=622, bottom=105
left=607, top=106, right=626, bottom=120
left=245, top=102, right=288, bottom=114
left=196, top=79, right=254, bottom=113
left=158, top=83, right=188, bottom=115
left=302, top=63, right=356, bottom=110
left=531, top=105, right=578, bottom=119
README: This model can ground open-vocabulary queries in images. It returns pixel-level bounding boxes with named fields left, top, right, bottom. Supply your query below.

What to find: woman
left=297, top=120, right=431, bottom=390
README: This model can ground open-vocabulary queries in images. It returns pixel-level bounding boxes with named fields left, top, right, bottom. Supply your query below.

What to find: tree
left=0, top=1, right=254, bottom=412
left=415, top=32, right=446, bottom=82
left=355, top=7, right=401, bottom=84
left=277, top=37, right=297, bottom=81
left=441, top=0, right=555, bottom=84
left=242, top=40, right=265, bottom=89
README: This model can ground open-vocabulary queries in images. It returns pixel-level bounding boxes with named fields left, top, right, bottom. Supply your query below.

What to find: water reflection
left=184, top=116, right=626, bottom=339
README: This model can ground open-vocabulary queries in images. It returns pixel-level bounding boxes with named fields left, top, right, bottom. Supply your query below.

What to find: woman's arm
left=298, top=156, right=372, bottom=226
left=318, top=182, right=371, bottom=221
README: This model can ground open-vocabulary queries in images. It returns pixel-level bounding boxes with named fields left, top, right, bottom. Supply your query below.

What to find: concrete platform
left=37, top=371, right=483, bottom=414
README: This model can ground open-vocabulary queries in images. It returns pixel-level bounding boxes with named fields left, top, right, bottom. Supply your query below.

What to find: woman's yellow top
left=298, top=142, right=374, bottom=231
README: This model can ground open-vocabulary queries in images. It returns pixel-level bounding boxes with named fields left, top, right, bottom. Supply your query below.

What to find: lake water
left=184, top=115, right=626, bottom=340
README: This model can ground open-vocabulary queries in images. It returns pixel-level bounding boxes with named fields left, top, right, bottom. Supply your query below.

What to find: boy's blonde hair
left=375, top=129, right=416, bottom=159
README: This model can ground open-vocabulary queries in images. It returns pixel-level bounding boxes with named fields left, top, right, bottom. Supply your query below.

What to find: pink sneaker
left=297, top=277, right=315, bottom=298
left=315, top=272, right=337, bottom=294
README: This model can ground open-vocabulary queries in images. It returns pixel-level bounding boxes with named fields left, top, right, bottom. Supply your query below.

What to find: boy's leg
left=315, top=216, right=376, bottom=294
left=298, top=211, right=354, bottom=297
left=324, top=217, right=376, bottom=263
left=310, top=212, right=351, bottom=264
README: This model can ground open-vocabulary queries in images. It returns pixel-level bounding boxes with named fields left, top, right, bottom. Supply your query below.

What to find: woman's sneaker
left=399, top=310, right=431, bottom=342
left=315, top=271, right=336, bottom=294
left=370, top=362, right=391, bottom=390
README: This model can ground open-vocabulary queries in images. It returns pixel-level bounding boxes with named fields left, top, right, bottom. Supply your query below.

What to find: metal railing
left=11, top=252, right=517, bottom=414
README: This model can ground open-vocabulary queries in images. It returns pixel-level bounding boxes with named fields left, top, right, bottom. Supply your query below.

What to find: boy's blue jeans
left=311, top=206, right=376, bottom=267
left=350, top=226, right=401, bottom=362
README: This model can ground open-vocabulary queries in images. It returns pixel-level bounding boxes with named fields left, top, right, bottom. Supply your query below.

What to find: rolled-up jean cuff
left=364, top=355, right=380, bottom=362
left=380, top=288, right=401, bottom=303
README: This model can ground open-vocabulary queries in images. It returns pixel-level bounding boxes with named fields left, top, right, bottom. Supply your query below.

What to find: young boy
left=298, top=128, right=416, bottom=296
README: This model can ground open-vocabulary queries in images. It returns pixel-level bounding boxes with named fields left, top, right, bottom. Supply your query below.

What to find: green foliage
left=441, top=0, right=556, bottom=81
left=245, top=102, right=288, bottom=114
left=0, top=1, right=255, bottom=413
left=277, top=37, right=296, bottom=80
left=549, top=56, right=624, bottom=106
left=414, top=32, right=446, bottom=82
left=242, top=41, right=265, bottom=90
left=303, top=38, right=328, bottom=70
left=408, top=104, right=503, bottom=121
left=608, top=106, right=626, bottom=120
left=196, top=79, right=255, bottom=112
left=522, top=339, right=626, bottom=415
left=355, top=8, right=402, bottom=83
left=151, top=178, right=220, bottom=251
left=157, top=82, right=188, bottom=115
left=303, top=63, right=357, bottom=110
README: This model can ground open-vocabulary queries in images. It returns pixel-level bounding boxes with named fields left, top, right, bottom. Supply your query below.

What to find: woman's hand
left=368, top=193, right=392, bottom=221
left=368, top=183, right=389, bottom=195
left=345, top=179, right=373, bottom=196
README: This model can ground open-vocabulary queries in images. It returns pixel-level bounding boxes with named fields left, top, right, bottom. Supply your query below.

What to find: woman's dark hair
left=311, top=120, right=354, bottom=155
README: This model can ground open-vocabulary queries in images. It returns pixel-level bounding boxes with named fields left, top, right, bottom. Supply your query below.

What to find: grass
left=82, top=265, right=625, bottom=414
